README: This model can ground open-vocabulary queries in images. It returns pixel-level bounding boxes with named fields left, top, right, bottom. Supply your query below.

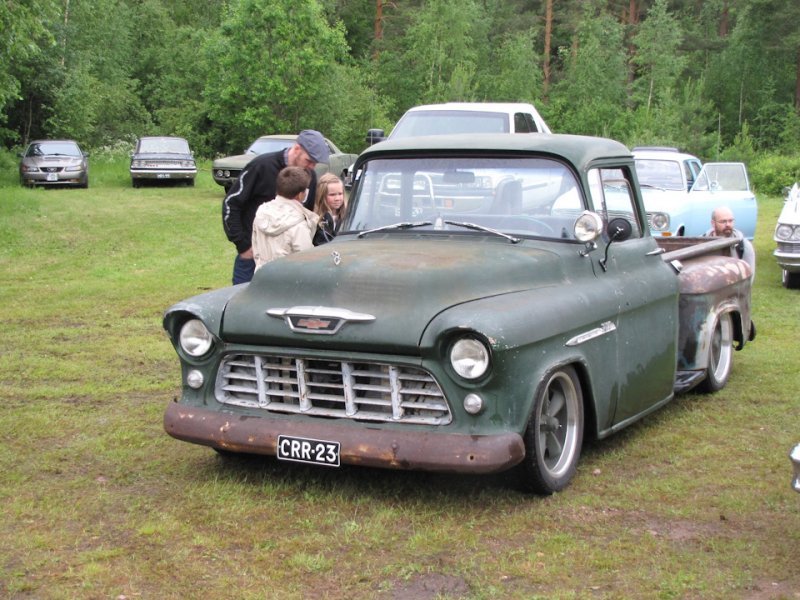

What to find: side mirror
left=606, top=218, right=633, bottom=242
left=366, top=129, right=385, bottom=145
left=599, top=218, right=633, bottom=272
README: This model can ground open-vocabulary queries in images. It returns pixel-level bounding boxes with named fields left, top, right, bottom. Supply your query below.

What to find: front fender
left=420, top=286, right=622, bottom=436
left=163, top=284, right=245, bottom=340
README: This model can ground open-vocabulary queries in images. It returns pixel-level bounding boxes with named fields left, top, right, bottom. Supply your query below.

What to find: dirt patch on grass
left=381, top=573, right=470, bottom=599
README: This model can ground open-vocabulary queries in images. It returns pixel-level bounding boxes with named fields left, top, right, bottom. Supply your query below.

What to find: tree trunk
left=373, top=0, right=383, bottom=60
left=719, top=0, right=729, bottom=37
left=796, top=45, right=800, bottom=111
left=543, top=0, right=553, bottom=96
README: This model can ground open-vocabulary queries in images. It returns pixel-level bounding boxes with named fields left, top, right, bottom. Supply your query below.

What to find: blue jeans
left=232, top=254, right=255, bottom=285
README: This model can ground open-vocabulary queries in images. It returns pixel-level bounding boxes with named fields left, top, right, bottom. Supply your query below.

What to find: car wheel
left=783, top=269, right=800, bottom=289
left=516, top=366, right=584, bottom=495
left=132, top=179, right=140, bottom=188
left=698, top=311, right=733, bottom=393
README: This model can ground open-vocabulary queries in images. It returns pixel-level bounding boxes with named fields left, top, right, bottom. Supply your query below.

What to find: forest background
left=2, top=0, right=800, bottom=194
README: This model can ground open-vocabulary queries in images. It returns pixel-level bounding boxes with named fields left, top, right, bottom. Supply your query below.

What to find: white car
left=634, top=147, right=758, bottom=239
left=774, top=183, right=800, bottom=288
left=349, top=102, right=552, bottom=187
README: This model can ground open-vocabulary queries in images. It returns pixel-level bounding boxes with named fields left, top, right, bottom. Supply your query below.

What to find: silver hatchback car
left=19, top=139, right=89, bottom=188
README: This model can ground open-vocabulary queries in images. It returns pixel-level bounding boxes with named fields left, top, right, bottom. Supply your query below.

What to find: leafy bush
left=0, top=148, right=20, bottom=186
left=748, top=152, right=800, bottom=195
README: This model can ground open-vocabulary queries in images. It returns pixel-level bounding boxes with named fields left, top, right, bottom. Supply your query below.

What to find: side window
left=686, top=160, right=702, bottom=190
left=587, top=167, right=642, bottom=238
left=514, top=113, right=532, bottom=133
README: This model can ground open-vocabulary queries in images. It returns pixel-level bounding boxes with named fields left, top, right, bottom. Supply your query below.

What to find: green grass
left=1, top=159, right=799, bottom=599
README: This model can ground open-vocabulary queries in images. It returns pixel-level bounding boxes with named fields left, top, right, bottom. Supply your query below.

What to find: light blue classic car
left=636, top=147, right=758, bottom=239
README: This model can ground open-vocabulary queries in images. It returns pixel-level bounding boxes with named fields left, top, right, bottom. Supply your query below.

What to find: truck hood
left=221, top=237, right=564, bottom=351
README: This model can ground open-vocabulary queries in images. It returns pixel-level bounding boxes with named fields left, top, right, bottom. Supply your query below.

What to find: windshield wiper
left=357, top=221, right=432, bottom=238
left=639, top=183, right=666, bottom=191
left=444, top=220, right=521, bottom=243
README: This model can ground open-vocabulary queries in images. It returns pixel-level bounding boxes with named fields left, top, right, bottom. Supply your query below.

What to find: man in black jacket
left=222, top=130, right=329, bottom=284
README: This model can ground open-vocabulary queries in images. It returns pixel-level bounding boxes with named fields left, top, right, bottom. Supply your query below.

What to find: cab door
left=587, top=165, right=679, bottom=426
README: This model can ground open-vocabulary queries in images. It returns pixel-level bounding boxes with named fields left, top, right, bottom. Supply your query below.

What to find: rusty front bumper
left=164, top=401, right=525, bottom=474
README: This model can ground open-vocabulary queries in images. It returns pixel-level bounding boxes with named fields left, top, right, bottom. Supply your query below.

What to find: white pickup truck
left=364, top=101, right=551, bottom=144
left=348, top=102, right=552, bottom=186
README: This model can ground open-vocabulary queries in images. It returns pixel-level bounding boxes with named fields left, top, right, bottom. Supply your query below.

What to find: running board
left=674, top=370, right=706, bottom=394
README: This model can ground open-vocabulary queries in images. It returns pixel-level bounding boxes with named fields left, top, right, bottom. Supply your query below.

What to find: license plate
left=277, top=435, right=340, bottom=467
left=46, top=173, right=58, bottom=181
left=157, top=173, right=171, bottom=179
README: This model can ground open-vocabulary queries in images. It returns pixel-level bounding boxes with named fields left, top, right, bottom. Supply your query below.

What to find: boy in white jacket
left=251, top=166, right=320, bottom=272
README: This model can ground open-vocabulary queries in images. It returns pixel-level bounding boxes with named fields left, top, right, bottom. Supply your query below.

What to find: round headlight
left=775, top=224, right=793, bottom=240
left=650, top=212, right=670, bottom=230
left=450, top=338, right=490, bottom=380
left=179, top=319, right=213, bottom=357
left=574, top=211, right=604, bottom=243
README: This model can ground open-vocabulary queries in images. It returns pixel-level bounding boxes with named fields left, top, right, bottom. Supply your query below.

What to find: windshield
left=27, top=141, right=82, bottom=157
left=391, top=111, right=509, bottom=138
left=634, top=159, right=685, bottom=191
left=247, top=138, right=295, bottom=155
left=345, top=156, right=585, bottom=241
left=138, top=138, right=191, bottom=154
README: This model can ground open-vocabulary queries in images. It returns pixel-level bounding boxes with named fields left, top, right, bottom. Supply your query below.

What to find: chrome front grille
left=776, top=242, right=800, bottom=254
left=216, top=354, right=451, bottom=425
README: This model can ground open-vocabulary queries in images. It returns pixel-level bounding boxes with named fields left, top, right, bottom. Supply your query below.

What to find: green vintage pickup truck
left=163, top=134, right=755, bottom=494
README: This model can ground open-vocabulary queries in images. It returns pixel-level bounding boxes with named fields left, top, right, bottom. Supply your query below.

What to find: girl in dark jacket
left=313, top=173, right=347, bottom=245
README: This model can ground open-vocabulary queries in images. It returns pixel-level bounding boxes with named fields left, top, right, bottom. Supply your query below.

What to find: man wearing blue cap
left=222, top=129, right=330, bottom=284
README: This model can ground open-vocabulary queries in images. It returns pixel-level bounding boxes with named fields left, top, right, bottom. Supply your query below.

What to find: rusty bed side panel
left=164, top=402, right=526, bottom=474
left=673, top=254, right=753, bottom=371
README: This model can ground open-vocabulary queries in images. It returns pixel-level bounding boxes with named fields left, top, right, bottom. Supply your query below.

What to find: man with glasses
left=705, top=206, right=756, bottom=275
left=222, top=130, right=329, bottom=284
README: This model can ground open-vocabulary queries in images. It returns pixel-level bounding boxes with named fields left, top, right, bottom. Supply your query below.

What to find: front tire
left=517, top=366, right=584, bottom=495
left=783, top=269, right=800, bottom=289
left=698, top=312, right=733, bottom=393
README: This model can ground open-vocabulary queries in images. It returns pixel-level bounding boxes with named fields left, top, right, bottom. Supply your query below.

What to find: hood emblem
left=267, top=306, right=375, bottom=335
left=331, top=250, right=341, bottom=266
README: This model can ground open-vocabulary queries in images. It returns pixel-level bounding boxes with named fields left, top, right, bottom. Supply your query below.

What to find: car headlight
left=21, top=165, right=40, bottom=173
left=776, top=224, right=800, bottom=241
left=450, top=337, right=490, bottom=380
left=179, top=319, right=214, bottom=357
left=65, top=165, right=82, bottom=172
left=649, top=212, right=670, bottom=230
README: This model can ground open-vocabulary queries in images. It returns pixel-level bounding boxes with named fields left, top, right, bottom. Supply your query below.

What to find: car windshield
left=345, top=156, right=585, bottom=241
left=138, top=138, right=190, bottom=154
left=27, top=142, right=81, bottom=157
left=634, top=159, right=685, bottom=191
left=391, top=111, right=509, bottom=138
left=248, top=138, right=295, bottom=155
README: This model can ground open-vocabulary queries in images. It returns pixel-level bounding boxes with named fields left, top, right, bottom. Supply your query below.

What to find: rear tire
left=516, top=366, right=584, bottom=495
left=698, top=312, right=733, bottom=392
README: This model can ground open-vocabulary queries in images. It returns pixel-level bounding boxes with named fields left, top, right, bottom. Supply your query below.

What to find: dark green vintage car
left=163, top=134, right=754, bottom=494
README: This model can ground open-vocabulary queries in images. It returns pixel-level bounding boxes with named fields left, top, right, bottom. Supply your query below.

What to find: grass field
left=1, top=158, right=798, bottom=599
